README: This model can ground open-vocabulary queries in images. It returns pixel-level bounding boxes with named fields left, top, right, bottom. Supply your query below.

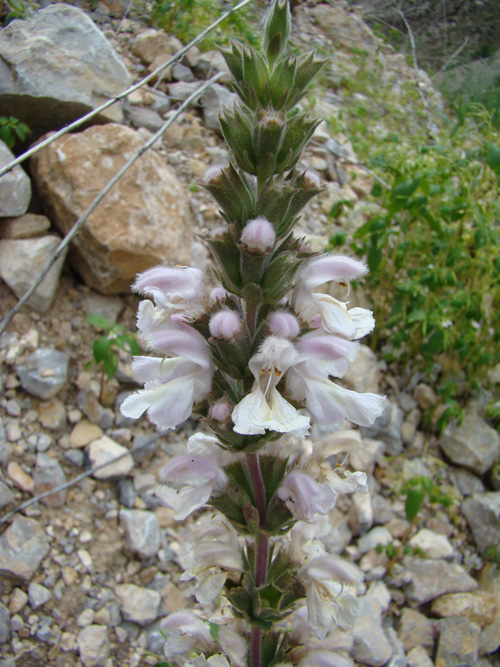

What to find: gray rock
left=0, top=213, right=50, bottom=240
left=167, top=81, right=204, bottom=102
left=172, top=62, right=194, bottom=82
left=349, top=438, right=385, bottom=474
left=352, top=596, right=393, bottom=666
left=408, top=528, right=453, bottom=559
left=462, top=492, right=500, bottom=554
left=0, top=5, right=130, bottom=138
left=343, top=344, right=381, bottom=394
left=145, top=620, right=166, bottom=654
left=0, top=418, right=12, bottom=466
left=118, top=479, right=137, bottom=508
left=358, top=526, right=393, bottom=555
left=0, top=602, right=10, bottom=643
left=127, top=106, right=164, bottom=133
left=0, top=140, right=31, bottom=217
left=35, top=615, right=54, bottom=642
left=435, top=616, right=480, bottom=667
left=398, top=608, right=434, bottom=652
left=28, top=581, right=51, bottom=609
left=361, top=400, right=404, bottom=455
left=404, top=557, right=477, bottom=606
left=64, top=449, right=84, bottom=467
left=194, top=50, right=231, bottom=82
left=130, top=431, right=157, bottom=462
left=0, top=236, right=68, bottom=312
left=16, top=348, right=69, bottom=399
left=77, top=389, right=114, bottom=429
left=0, top=481, right=14, bottom=508
left=33, top=452, right=67, bottom=508
left=414, top=383, right=437, bottom=410
left=0, top=515, right=49, bottom=581
left=449, top=467, right=485, bottom=496
left=439, top=413, right=500, bottom=475
left=115, top=583, right=161, bottom=625
left=479, top=563, right=500, bottom=654
left=77, top=624, right=110, bottom=667
left=119, top=509, right=160, bottom=559
left=384, top=627, right=406, bottom=667
left=201, top=83, right=238, bottom=132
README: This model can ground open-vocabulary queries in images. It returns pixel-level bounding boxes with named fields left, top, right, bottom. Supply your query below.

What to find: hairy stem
left=247, top=452, right=270, bottom=667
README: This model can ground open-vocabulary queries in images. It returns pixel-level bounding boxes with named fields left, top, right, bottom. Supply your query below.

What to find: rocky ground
left=1, top=1, right=500, bottom=667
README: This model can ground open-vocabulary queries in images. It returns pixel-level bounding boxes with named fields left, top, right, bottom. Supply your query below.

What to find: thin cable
left=0, top=72, right=224, bottom=336
left=0, top=0, right=252, bottom=178
left=0, top=433, right=165, bottom=524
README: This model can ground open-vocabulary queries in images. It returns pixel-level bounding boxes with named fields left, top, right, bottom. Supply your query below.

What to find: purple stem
left=246, top=453, right=269, bottom=667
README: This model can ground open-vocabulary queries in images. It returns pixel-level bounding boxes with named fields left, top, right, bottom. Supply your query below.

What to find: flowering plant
left=122, top=2, right=384, bottom=665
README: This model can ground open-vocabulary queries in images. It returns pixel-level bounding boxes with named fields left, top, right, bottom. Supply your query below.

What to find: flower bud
left=209, top=310, right=242, bottom=339
left=268, top=311, right=300, bottom=338
left=304, top=170, right=321, bottom=189
left=241, top=216, right=276, bottom=252
left=210, top=286, right=228, bottom=304
left=211, top=400, right=233, bottom=422
left=263, top=0, right=291, bottom=67
left=210, top=225, right=229, bottom=239
left=204, top=165, right=225, bottom=185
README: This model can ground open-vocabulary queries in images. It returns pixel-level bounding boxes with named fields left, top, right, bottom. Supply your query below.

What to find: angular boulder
left=30, top=124, right=194, bottom=293
left=0, top=140, right=31, bottom=217
left=0, top=4, right=131, bottom=139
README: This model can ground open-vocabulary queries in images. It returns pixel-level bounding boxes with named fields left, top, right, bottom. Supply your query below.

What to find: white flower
left=291, top=255, right=374, bottom=339
left=162, top=611, right=214, bottom=658
left=134, top=265, right=207, bottom=318
left=180, top=516, right=242, bottom=604
left=120, top=319, right=213, bottom=430
left=232, top=336, right=310, bottom=435
left=298, top=553, right=362, bottom=639
left=192, top=656, right=231, bottom=667
left=286, top=338, right=384, bottom=428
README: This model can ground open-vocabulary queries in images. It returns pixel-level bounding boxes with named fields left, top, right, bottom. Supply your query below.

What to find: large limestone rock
left=0, top=5, right=131, bottom=139
left=0, top=140, right=31, bottom=217
left=30, top=124, right=194, bottom=293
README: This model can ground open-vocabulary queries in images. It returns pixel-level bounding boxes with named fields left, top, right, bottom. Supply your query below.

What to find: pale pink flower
left=162, top=611, right=214, bottom=658
left=291, top=256, right=373, bottom=339
left=240, top=216, right=276, bottom=251
left=133, top=265, right=207, bottom=318
left=209, top=309, right=243, bottom=339
left=120, top=319, right=213, bottom=430
left=232, top=336, right=310, bottom=435
left=277, top=471, right=337, bottom=522
left=211, top=400, right=233, bottom=422
left=268, top=311, right=300, bottom=338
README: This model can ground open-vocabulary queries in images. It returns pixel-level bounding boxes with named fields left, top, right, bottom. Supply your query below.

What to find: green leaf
left=371, top=182, right=383, bottom=197
left=391, top=177, right=421, bottom=199
left=407, top=309, right=426, bottom=324
left=92, top=336, right=112, bottom=363
left=367, top=245, right=382, bottom=272
left=486, top=143, right=500, bottom=171
left=102, top=352, right=118, bottom=379
left=405, top=487, right=425, bottom=521
left=208, top=622, right=219, bottom=640
left=87, top=313, right=112, bottom=331
left=123, top=334, right=140, bottom=356
left=0, top=125, right=14, bottom=148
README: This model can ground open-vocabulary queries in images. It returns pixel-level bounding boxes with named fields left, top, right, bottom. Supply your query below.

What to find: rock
left=361, top=400, right=403, bottom=456
left=201, top=83, right=238, bottom=132
left=127, top=106, right=164, bottom=133
left=404, top=557, right=478, bottom=606
left=0, top=213, right=51, bottom=240
left=408, top=529, right=454, bottom=559
left=435, top=616, right=480, bottom=667
left=351, top=596, right=393, bottom=666
left=131, top=29, right=177, bottom=65
left=77, top=389, right=114, bottom=429
left=167, top=81, right=204, bottom=103
left=414, top=383, right=437, bottom=410
left=81, top=293, right=124, bottom=326
left=16, top=348, right=70, bottom=399
left=194, top=50, right=231, bottom=82
left=384, top=627, right=406, bottom=667
left=398, top=608, right=435, bottom=652
left=8, top=588, right=28, bottom=614
left=0, top=481, right=14, bottom=508
left=406, top=646, right=434, bottom=667
left=70, top=420, right=103, bottom=448
left=39, top=398, right=67, bottom=430
left=119, top=509, right=160, bottom=559
left=7, top=461, right=34, bottom=492
left=350, top=490, right=373, bottom=535
left=462, top=492, right=500, bottom=554
left=0, top=141, right=31, bottom=217
left=0, top=236, right=68, bottom=312
left=431, top=591, right=498, bottom=627
left=479, top=563, right=500, bottom=654
left=30, top=124, right=194, bottom=293
left=439, top=413, right=500, bottom=475
left=311, top=3, right=376, bottom=50
left=172, top=62, right=194, bottom=82
left=65, top=449, right=85, bottom=467
left=115, top=583, right=161, bottom=625
left=0, top=602, right=10, bottom=643
left=77, top=624, right=110, bottom=667
left=0, top=515, right=49, bottom=580
left=33, top=453, right=67, bottom=508
left=28, top=581, right=51, bottom=609
left=0, top=5, right=130, bottom=138
left=118, top=479, right=137, bottom=508
left=449, top=467, right=485, bottom=496
left=366, top=580, right=392, bottom=612
left=358, top=526, right=393, bottom=555
left=87, top=436, right=134, bottom=479
left=77, top=608, right=95, bottom=627
left=342, top=344, right=381, bottom=394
